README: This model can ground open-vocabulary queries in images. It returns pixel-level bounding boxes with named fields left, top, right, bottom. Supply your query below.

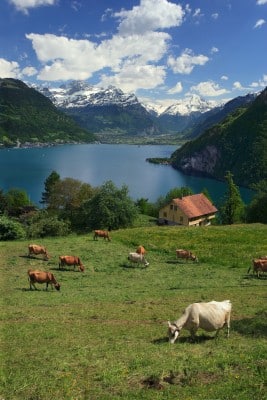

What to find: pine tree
left=220, top=171, right=245, bottom=224
left=40, top=171, right=60, bottom=207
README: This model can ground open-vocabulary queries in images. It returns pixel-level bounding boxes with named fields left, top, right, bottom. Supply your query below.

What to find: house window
left=163, top=212, right=167, bottom=217
left=170, top=205, right=173, bottom=210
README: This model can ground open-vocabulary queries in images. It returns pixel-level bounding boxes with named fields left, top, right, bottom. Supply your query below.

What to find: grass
left=0, top=224, right=267, bottom=399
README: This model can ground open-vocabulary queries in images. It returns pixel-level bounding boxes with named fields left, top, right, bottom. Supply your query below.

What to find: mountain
left=0, top=78, right=96, bottom=147
left=170, top=87, right=267, bottom=188
left=154, top=95, right=218, bottom=134
left=35, top=81, right=159, bottom=137
left=186, top=93, right=258, bottom=139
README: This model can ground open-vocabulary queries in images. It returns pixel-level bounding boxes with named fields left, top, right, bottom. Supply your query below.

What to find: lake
left=0, top=143, right=254, bottom=206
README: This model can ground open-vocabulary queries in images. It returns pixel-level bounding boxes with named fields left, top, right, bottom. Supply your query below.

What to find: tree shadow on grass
left=232, top=310, right=267, bottom=337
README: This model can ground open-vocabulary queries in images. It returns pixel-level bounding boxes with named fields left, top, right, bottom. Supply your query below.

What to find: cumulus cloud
left=167, top=81, right=183, bottom=94
left=190, top=81, right=229, bottom=97
left=221, top=75, right=228, bottom=80
left=233, top=81, right=245, bottom=90
left=254, top=19, right=266, bottom=28
left=0, top=58, right=21, bottom=78
left=168, top=49, right=209, bottom=74
left=210, top=47, right=219, bottom=54
left=249, top=74, right=267, bottom=88
left=114, top=0, right=184, bottom=35
left=257, top=0, right=267, bottom=5
left=8, top=0, right=56, bottom=14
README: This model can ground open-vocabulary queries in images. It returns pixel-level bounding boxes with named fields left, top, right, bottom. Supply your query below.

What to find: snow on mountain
left=34, top=81, right=140, bottom=109
left=161, top=95, right=219, bottom=116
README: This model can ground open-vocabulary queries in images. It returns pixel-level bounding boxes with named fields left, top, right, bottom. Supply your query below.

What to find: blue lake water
left=0, top=144, right=254, bottom=206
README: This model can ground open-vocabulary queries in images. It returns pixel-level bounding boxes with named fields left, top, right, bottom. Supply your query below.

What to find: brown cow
left=28, top=269, right=60, bottom=291
left=176, top=249, right=198, bottom=262
left=59, top=255, right=85, bottom=272
left=28, top=244, right=49, bottom=260
left=248, top=258, right=267, bottom=278
left=94, top=230, right=111, bottom=241
left=136, top=245, right=146, bottom=255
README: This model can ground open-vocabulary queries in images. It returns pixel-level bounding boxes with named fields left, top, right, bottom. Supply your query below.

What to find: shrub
left=26, top=214, right=70, bottom=238
left=0, top=215, right=26, bottom=240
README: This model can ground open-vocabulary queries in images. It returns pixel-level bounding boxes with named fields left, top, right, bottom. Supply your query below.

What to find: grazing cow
left=94, top=230, right=111, bottom=241
left=248, top=258, right=267, bottom=278
left=176, top=249, right=198, bottom=262
left=128, top=252, right=149, bottom=267
left=167, top=300, right=232, bottom=343
left=28, top=269, right=60, bottom=291
left=28, top=244, right=49, bottom=260
left=136, top=245, right=146, bottom=255
left=59, top=256, right=85, bottom=272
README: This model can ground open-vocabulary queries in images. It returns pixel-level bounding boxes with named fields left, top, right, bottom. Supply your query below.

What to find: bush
left=0, top=216, right=26, bottom=240
left=26, top=214, right=71, bottom=238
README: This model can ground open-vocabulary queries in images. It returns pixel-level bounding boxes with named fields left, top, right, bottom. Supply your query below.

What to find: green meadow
left=1, top=224, right=266, bottom=400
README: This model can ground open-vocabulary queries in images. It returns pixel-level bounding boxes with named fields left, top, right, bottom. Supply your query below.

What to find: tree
left=83, top=180, right=138, bottom=230
left=246, top=180, right=267, bottom=223
left=5, top=188, right=32, bottom=217
left=219, top=171, right=245, bottom=224
left=40, top=170, right=60, bottom=207
left=155, top=186, right=194, bottom=213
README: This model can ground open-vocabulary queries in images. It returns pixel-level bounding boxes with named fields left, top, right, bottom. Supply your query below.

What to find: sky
left=0, top=0, right=267, bottom=108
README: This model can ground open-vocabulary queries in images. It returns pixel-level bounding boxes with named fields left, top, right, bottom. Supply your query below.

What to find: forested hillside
left=0, top=78, right=96, bottom=147
left=171, top=87, right=267, bottom=188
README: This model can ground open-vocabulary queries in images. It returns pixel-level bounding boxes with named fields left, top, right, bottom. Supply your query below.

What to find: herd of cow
left=25, top=229, right=266, bottom=343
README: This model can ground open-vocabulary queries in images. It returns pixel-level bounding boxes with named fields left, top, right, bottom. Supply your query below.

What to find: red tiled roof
left=172, top=193, right=218, bottom=219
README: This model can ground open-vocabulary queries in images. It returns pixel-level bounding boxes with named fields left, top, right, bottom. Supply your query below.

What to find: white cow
left=167, top=300, right=232, bottom=343
left=128, top=252, right=149, bottom=267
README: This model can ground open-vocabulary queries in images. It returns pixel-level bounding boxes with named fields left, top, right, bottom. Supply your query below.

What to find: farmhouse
left=158, top=193, right=218, bottom=227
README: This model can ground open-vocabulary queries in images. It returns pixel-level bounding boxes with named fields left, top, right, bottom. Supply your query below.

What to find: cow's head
left=167, top=321, right=180, bottom=343
left=54, top=283, right=61, bottom=291
left=79, top=265, right=85, bottom=272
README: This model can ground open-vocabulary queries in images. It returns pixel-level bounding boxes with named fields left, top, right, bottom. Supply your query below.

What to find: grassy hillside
left=0, top=78, right=96, bottom=147
left=1, top=224, right=266, bottom=399
left=171, top=87, right=267, bottom=187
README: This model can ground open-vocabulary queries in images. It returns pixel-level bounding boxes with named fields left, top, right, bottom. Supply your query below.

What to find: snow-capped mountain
left=35, top=81, right=140, bottom=109
left=161, top=95, right=218, bottom=116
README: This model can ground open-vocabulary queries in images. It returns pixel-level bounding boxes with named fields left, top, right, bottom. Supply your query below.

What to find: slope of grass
left=1, top=224, right=266, bottom=399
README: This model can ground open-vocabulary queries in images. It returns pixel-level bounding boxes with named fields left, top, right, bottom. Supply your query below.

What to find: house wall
left=159, top=204, right=189, bottom=225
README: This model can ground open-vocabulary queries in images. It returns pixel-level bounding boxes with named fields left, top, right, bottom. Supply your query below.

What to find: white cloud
left=8, top=0, right=56, bottom=14
left=0, top=58, right=21, bottom=78
left=167, top=81, right=183, bottom=94
left=114, top=0, right=184, bottom=35
left=249, top=74, right=267, bottom=88
left=257, top=0, right=267, bottom=5
left=168, top=49, right=209, bottom=74
left=254, top=19, right=266, bottom=28
left=211, top=47, right=219, bottom=54
left=211, top=13, right=219, bottom=20
left=22, top=66, right=38, bottom=76
left=26, top=31, right=170, bottom=90
left=99, top=63, right=166, bottom=92
left=233, top=81, right=244, bottom=90
left=221, top=75, right=228, bottom=80
left=190, top=81, right=229, bottom=97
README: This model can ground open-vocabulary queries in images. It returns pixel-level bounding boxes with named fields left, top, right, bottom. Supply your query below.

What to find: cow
left=167, top=300, right=232, bottom=343
left=128, top=252, right=149, bottom=267
left=28, top=269, right=60, bottom=291
left=248, top=258, right=267, bottom=278
left=176, top=249, right=198, bottom=262
left=59, top=256, right=85, bottom=272
left=136, top=245, right=146, bottom=256
left=94, top=230, right=111, bottom=241
left=28, top=244, right=49, bottom=260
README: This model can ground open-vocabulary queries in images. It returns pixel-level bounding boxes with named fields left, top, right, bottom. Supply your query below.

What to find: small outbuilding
left=158, top=193, right=218, bottom=227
